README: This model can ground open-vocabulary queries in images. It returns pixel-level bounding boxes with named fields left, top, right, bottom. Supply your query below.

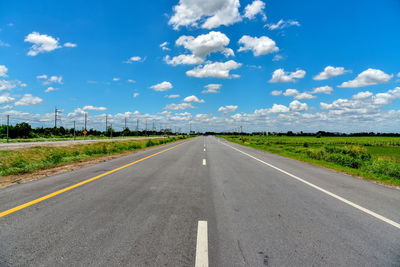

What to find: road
left=0, top=136, right=165, bottom=151
left=0, top=136, right=399, bottom=266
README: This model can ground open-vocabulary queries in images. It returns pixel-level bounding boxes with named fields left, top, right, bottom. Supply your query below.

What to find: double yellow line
left=0, top=140, right=190, bottom=219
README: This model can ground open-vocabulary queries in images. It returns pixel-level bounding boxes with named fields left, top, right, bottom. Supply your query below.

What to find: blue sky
left=1, top=0, right=400, bottom=132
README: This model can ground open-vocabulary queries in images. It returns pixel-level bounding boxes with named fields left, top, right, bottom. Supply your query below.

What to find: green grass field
left=221, top=135, right=400, bottom=186
left=0, top=136, right=190, bottom=177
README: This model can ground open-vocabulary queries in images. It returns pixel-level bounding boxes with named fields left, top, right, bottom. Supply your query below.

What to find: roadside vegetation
left=0, top=122, right=177, bottom=142
left=0, top=136, right=190, bottom=177
left=222, top=135, right=400, bottom=186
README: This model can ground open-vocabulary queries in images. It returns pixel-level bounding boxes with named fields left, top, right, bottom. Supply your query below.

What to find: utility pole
left=54, top=106, right=61, bottom=128
left=6, top=115, right=9, bottom=143
left=152, top=121, right=155, bottom=131
left=189, top=122, right=192, bottom=134
left=105, top=114, right=108, bottom=132
left=73, top=120, right=76, bottom=140
left=110, top=124, right=113, bottom=138
left=136, top=119, right=139, bottom=131
left=240, top=125, right=243, bottom=134
left=145, top=120, right=148, bottom=131
left=84, top=113, right=87, bottom=130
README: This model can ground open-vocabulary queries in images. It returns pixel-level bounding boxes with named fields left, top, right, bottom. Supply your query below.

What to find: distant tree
left=14, top=122, right=32, bottom=138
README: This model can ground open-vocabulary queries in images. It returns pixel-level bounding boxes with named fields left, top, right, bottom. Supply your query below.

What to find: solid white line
left=204, top=148, right=206, bottom=152
left=221, top=141, right=400, bottom=230
left=195, top=221, right=208, bottom=267
left=203, top=159, right=206, bottom=166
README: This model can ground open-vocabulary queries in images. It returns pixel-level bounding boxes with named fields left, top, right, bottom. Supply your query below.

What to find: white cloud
left=289, top=100, right=308, bottom=112
left=0, top=80, right=16, bottom=91
left=244, top=0, right=266, bottom=20
left=0, top=65, right=8, bottom=77
left=113, top=77, right=120, bottom=81
left=282, top=89, right=315, bottom=100
left=269, top=68, right=306, bottom=83
left=271, top=90, right=282, bottom=96
left=222, top=48, right=234, bottom=57
left=160, top=42, right=170, bottom=51
left=165, top=94, right=180, bottom=98
left=183, top=95, right=205, bottom=103
left=24, top=32, right=62, bottom=56
left=268, top=104, right=289, bottom=113
left=176, top=112, right=191, bottom=116
left=0, top=40, right=10, bottom=47
left=45, top=86, right=58, bottom=93
left=15, top=94, right=42, bottom=106
left=160, top=110, right=172, bottom=115
left=0, top=93, right=14, bottom=105
left=0, top=105, right=13, bottom=110
left=320, top=87, right=400, bottom=116
left=352, top=91, right=373, bottom=100
left=169, top=0, right=242, bottom=30
left=397, top=72, right=400, bottom=78
left=312, top=86, right=333, bottom=94
left=164, top=102, right=195, bottom=110
left=164, top=54, right=204, bottom=65
left=36, top=74, right=47, bottom=79
left=373, top=87, right=400, bottom=105
left=338, top=68, right=393, bottom=88
left=150, top=81, right=173, bottom=91
left=166, top=31, right=232, bottom=66
left=272, top=54, right=284, bottom=61
left=186, top=60, right=241, bottom=78
left=313, top=66, right=351, bottom=80
left=127, top=79, right=135, bottom=83
left=133, top=93, right=139, bottom=98
left=283, top=88, right=299, bottom=97
left=238, top=35, right=278, bottom=56
left=82, top=105, right=107, bottom=111
left=123, top=56, right=144, bottom=64
left=202, top=83, right=222, bottom=93
left=64, top=42, right=77, bottom=47
left=294, top=92, right=315, bottom=100
left=218, top=105, right=238, bottom=115
left=266, top=19, right=300, bottom=30
left=42, top=75, right=63, bottom=85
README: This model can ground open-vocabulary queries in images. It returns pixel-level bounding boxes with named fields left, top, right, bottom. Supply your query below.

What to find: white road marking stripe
left=221, top=141, right=400, bottom=230
left=195, top=221, right=208, bottom=267
left=204, top=148, right=206, bottom=152
left=203, top=159, right=206, bottom=166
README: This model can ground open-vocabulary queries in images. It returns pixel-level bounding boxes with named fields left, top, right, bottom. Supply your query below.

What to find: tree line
left=0, top=122, right=176, bottom=139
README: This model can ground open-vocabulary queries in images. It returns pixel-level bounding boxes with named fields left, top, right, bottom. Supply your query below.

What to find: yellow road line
left=0, top=140, right=191, bottom=219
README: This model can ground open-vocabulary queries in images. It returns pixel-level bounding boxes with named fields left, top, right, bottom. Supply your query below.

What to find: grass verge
left=0, top=136, right=190, bottom=177
left=221, top=135, right=400, bottom=187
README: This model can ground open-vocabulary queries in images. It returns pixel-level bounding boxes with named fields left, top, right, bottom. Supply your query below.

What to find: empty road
left=0, top=136, right=399, bottom=266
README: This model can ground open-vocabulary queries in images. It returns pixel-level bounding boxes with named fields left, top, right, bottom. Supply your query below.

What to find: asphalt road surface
left=0, top=136, right=399, bottom=266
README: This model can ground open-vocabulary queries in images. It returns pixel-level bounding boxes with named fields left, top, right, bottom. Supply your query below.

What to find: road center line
left=195, top=220, right=208, bottom=267
left=0, top=140, right=191, bottom=219
left=221, top=140, right=400, bottom=230
left=204, top=148, right=206, bottom=152
left=203, top=159, right=206, bottom=166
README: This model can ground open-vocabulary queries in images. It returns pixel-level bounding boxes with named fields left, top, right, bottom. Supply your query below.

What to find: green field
left=0, top=136, right=190, bottom=177
left=221, top=135, right=400, bottom=186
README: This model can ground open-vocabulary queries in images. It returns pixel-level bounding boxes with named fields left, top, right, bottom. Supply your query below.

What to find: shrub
left=146, top=140, right=156, bottom=147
